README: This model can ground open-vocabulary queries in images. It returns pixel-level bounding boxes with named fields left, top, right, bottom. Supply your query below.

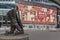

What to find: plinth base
left=0, top=34, right=29, bottom=40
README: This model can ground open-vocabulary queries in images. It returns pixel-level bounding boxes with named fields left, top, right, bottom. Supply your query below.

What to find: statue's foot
left=14, top=31, right=24, bottom=35
left=20, top=30, right=24, bottom=34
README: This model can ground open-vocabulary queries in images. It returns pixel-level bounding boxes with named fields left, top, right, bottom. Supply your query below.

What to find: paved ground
left=24, top=30, right=60, bottom=40
left=0, top=28, right=60, bottom=40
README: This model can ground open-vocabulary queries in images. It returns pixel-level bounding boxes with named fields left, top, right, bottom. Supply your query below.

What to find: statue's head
left=11, top=4, right=18, bottom=10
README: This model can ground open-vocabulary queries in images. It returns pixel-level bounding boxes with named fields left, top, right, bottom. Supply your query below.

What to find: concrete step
left=0, top=34, right=29, bottom=40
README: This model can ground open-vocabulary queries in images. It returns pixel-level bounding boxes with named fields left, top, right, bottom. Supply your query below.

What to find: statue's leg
left=15, top=25, right=24, bottom=35
left=18, top=21, right=24, bottom=33
left=5, top=25, right=16, bottom=35
left=18, top=23, right=24, bottom=33
left=19, top=26, right=24, bottom=34
left=10, top=25, right=16, bottom=33
left=20, top=26, right=24, bottom=32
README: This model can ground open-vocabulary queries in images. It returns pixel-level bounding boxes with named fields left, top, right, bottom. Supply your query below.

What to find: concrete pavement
left=0, top=27, right=60, bottom=40
left=24, top=30, right=60, bottom=40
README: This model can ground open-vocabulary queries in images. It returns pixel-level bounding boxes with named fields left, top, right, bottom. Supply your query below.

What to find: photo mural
left=18, top=3, right=57, bottom=24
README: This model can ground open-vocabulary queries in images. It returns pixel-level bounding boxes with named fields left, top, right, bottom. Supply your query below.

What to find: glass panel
left=3, top=16, right=6, bottom=20
left=3, top=0, right=5, bottom=1
left=29, top=25, right=33, bottom=28
left=0, top=16, right=2, bottom=20
left=0, top=10, right=3, bottom=15
left=58, top=10, right=60, bottom=15
left=0, top=4, right=15, bottom=9
left=58, top=15, right=60, bottom=22
left=0, top=0, right=2, bottom=1
left=3, top=10, right=8, bottom=16
left=6, top=0, right=8, bottom=1
left=0, top=10, right=9, bottom=16
left=35, top=0, right=40, bottom=1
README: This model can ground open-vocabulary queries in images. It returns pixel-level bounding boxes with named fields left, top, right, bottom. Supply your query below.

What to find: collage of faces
left=18, top=4, right=57, bottom=24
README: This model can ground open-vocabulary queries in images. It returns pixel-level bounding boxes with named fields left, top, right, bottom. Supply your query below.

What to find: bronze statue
left=5, top=6, right=24, bottom=35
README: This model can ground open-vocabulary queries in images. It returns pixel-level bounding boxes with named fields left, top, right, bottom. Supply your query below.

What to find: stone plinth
left=0, top=34, right=29, bottom=40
